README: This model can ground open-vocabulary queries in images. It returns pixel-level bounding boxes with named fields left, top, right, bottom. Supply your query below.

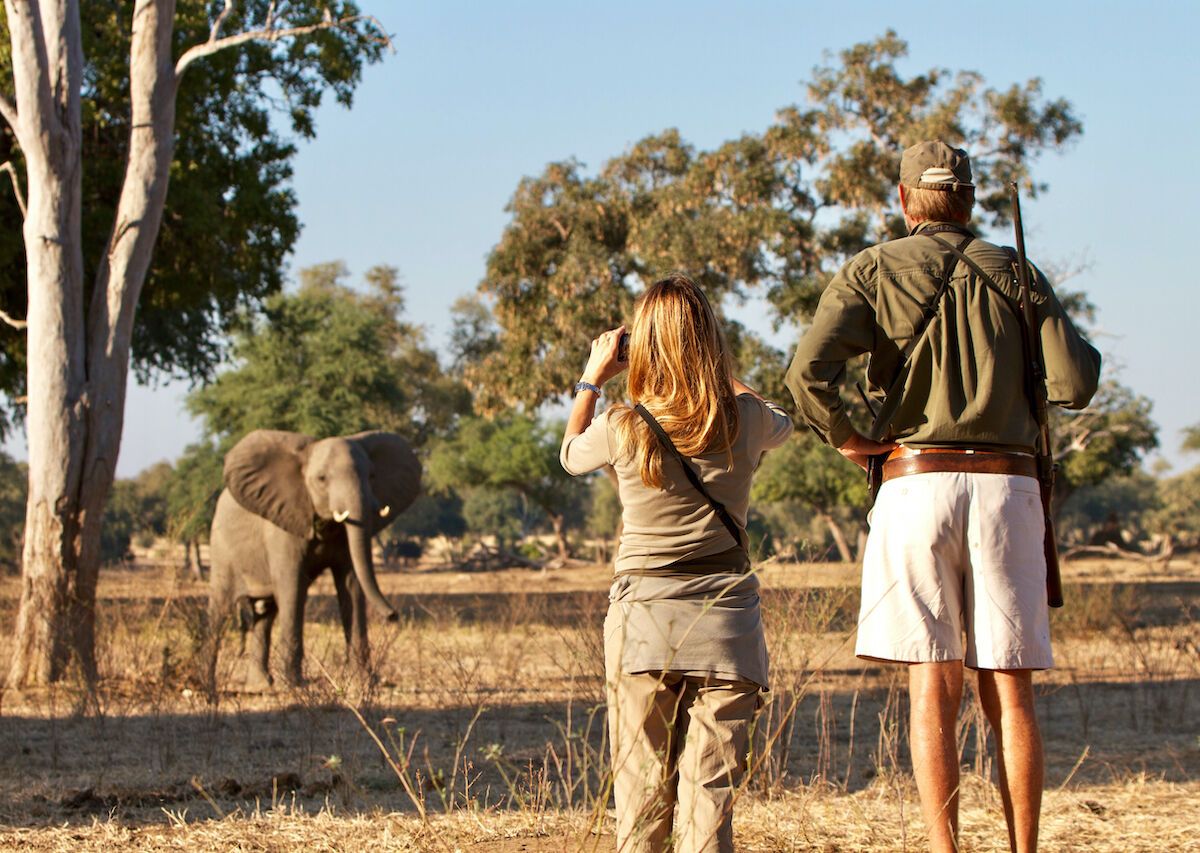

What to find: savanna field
left=0, top=553, right=1196, bottom=852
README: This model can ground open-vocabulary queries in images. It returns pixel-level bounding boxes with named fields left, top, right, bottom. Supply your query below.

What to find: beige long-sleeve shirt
left=562, top=393, right=792, bottom=687
left=561, top=394, right=793, bottom=574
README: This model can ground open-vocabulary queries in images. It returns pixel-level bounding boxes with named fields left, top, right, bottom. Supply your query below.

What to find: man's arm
left=1034, top=269, right=1102, bottom=410
left=784, top=266, right=878, bottom=448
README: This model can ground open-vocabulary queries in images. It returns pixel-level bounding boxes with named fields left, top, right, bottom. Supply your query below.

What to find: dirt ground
left=0, top=555, right=1197, bottom=851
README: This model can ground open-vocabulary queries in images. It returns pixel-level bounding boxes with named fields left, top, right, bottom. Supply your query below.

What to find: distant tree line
left=2, top=267, right=1189, bottom=574
left=1, top=30, right=1189, bottom=594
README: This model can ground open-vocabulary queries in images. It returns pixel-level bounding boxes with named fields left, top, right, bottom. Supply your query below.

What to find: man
left=785, top=141, right=1100, bottom=852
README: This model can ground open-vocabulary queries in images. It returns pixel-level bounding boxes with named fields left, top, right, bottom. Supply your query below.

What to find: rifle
left=855, top=382, right=887, bottom=504
left=1010, top=183, right=1064, bottom=608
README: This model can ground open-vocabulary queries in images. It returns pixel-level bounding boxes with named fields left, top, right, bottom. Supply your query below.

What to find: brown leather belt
left=882, top=446, right=1037, bottom=483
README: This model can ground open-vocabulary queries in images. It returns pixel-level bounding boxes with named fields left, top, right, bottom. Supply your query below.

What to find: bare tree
left=3, top=0, right=388, bottom=687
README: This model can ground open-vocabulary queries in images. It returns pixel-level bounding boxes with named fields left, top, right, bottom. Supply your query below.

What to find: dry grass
left=0, top=555, right=1197, bottom=851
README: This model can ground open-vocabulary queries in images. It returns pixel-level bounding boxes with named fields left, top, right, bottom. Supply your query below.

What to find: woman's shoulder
left=596, top=405, right=628, bottom=444
left=735, top=392, right=764, bottom=410
left=735, top=393, right=794, bottom=448
left=735, top=393, right=773, bottom=420
left=598, top=404, right=625, bottom=428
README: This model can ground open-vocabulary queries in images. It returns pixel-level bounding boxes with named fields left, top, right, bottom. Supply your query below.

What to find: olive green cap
left=899, top=141, right=974, bottom=191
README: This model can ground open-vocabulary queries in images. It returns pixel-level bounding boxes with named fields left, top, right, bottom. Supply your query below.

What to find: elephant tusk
left=378, top=505, right=391, bottom=518
left=333, top=509, right=350, bottom=523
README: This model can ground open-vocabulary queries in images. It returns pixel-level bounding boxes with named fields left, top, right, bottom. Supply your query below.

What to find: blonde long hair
left=612, top=273, right=740, bottom=488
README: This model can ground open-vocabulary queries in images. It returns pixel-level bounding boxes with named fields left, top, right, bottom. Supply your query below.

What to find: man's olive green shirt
left=786, top=221, right=1101, bottom=452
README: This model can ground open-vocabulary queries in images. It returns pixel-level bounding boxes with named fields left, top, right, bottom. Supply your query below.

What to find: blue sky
left=16, top=0, right=1198, bottom=476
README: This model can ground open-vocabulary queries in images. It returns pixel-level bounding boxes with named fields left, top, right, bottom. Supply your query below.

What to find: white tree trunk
left=8, top=0, right=176, bottom=686
left=74, top=0, right=179, bottom=678
left=4, top=0, right=382, bottom=688
left=6, top=0, right=88, bottom=686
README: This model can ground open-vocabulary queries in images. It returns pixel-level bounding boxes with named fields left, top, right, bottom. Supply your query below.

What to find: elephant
left=208, top=429, right=420, bottom=690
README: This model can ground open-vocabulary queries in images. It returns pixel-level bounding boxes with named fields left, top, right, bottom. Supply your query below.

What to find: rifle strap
left=924, top=234, right=1048, bottom=423
left=866, top=233, right=973, bottom=439
left=633, top=404, right=747, bottom=553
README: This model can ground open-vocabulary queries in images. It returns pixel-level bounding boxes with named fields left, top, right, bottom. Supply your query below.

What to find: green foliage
left=98, top=462, right=179, bottom=562
left=426, top=415, right=587, bottom=554
left=585, top=475, right=621, bottom=541
left=461, top=488, right=530, bottom=550
left=386, top=490, right=467, bottom=542
left=1149, top=468, right=1200, bottom=549
left=427, top=415, right=584, bottom=515
left=101, top=481, right=141, bottom=564
left=753, top=431, right=868, bottom=515
left=0, top=451, right=25, bottom=573
left=0, top=2, right=388, bottom=434
left=137, top=462, right=173, bottom=526
left=1053, top=381, right=1158, bottom=514
left=752, top=500, right=814, bottom=560
left=752, top=431, right=868, bottom=560
left=166, top=439, right=226, bottom=546
left=1057, top=471, right=1159, bottom=545
left=1181, top=422, right=1200, bottom=454
left=189, top=264, right=469, bottom=445
left=462, top=31, right=1081, bottom=413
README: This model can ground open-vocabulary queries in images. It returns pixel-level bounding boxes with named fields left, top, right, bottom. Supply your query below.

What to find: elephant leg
left=274, top=583, right=308, bottom=686
left=244, top=596, right=277, bottom=693
left=334, top=570, right=370, bottom=670
left=206, top=562, right=240, bottom=694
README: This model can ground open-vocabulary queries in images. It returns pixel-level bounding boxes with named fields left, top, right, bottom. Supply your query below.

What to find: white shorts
left=855, top=471, right=1053, bottom=671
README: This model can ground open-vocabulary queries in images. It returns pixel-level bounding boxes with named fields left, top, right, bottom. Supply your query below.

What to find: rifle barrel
left=1010, top=181, right=1064, bottom=608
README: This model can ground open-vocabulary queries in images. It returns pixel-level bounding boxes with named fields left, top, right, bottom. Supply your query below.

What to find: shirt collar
left=908, top=219, right=974, bottom=238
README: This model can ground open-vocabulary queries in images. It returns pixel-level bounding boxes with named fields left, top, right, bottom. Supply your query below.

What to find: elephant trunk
left=342, top=498, right=399, bottom=622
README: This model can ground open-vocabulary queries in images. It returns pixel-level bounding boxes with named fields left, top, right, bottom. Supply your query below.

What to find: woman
left=560, top=273, right=792, bottom=852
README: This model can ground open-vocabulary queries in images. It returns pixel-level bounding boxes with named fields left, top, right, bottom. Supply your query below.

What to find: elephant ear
left=350, top=431, right=422, bottom=535
left=224, top=430, right=316, bottom=538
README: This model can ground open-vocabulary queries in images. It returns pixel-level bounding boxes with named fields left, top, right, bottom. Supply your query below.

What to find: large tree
left=189, top=263, right=468, bottom=446
left=1050, top=380, right=1158, bottom=520
left=165, top=438, right=223, bottom=577
left=752, top=431, right=869, bottom=562
left=3, top=1, right=388, bottom=686
left=0, top=450, right=24, bottom=572
left=1147, top=422, right=1200, bottom=550
left=461, top=31, right=1081, bottom=413
left=426, top=415, right=586, bottom=561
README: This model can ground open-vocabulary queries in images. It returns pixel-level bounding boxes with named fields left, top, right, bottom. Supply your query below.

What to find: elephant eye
left=317, top=474, right=326, bottom=482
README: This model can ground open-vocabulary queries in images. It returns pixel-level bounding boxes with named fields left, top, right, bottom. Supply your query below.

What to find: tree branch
left=208, top=0, right=236, bottom=44
left=1, top=160, right=27, bottom=218
left=0, top=93, right=17, bottom=136
left=175, top=9, right=392, bottom=81
left=0, top=309, right=28, bottom=330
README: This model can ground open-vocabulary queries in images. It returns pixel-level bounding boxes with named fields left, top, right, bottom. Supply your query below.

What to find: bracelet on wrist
left=574, top=381, right=602, bottom=398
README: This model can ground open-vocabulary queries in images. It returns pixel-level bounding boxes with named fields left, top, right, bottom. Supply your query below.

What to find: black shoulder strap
left=925, top=234, right=1044, bottom=422
left=925, top=234, right=1025, bottom=310
left=633, top=404, right=746, bottom=552
left=866, top=234, right=973, bottom=439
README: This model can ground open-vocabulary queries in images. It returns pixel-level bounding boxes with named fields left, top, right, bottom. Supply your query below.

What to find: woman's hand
left=581, top=325, right=628, bottom=387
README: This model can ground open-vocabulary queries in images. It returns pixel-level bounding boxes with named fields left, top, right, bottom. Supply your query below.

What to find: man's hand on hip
left=837, top=431, right=898, bottom=471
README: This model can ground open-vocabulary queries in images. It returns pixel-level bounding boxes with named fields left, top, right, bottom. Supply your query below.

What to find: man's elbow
left=1051, top=364, right=1102, bottom=410
left=783, top=354, right=809, bottom=410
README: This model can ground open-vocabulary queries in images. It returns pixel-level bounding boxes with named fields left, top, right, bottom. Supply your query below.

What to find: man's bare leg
left=909, top=661, right=964, bottom=852
left=977, top=669, right=1042, bottom=853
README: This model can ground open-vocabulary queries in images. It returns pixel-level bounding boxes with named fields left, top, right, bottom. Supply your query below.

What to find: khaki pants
left=606, top=664, right=759, bottom=852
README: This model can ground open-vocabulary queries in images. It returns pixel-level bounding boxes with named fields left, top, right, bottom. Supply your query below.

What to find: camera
left=618, top=332, right=630, bottom=362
